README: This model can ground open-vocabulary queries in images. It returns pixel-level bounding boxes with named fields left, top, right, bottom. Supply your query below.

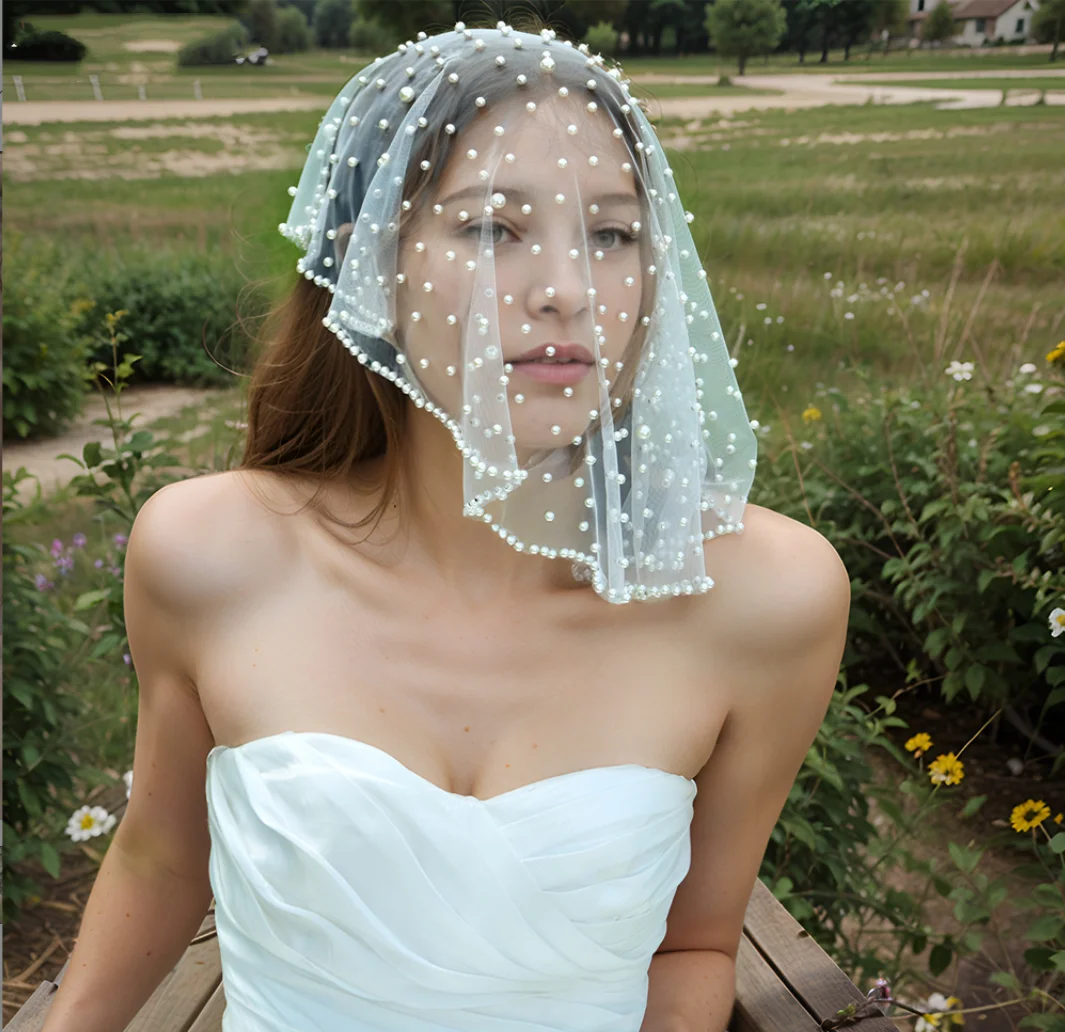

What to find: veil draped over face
left=280, top=23, right=758, bottom=604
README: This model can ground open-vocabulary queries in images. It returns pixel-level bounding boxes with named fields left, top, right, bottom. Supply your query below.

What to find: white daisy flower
left=66, top=805, right=117, bottom=842
left=945, top=360, right=974, bottom=382
left=123, top=770, right=133, bottom=799
left=1019, top=362, right=1037, bottom=374
left=1050, top=607, right=1065, bottom=638
left=1024, top=383, right=1044, bottom=394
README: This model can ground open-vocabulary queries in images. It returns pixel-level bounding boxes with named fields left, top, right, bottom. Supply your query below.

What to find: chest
left=192, top=555, right=730, bottom=798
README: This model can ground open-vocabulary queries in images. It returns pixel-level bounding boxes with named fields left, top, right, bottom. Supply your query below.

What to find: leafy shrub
left=275, top=5, right=311, bottom=52
left=73, top=250, right=268, bottom=388
left=754, top=358, right=1065, bottom=737
left=2, top=471, right=88, bottom=923
left=177, top=21, right=248, bottom=66
left=348, top=16, right=394, bottom=53
left=9, top=29, right=87, bottom=62
left=584, top=20, right=619, bottom=57
left=2, top=234, right=93, bottom=441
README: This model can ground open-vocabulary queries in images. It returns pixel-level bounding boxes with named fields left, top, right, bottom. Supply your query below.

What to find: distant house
left=905, top=0, right=1040, bottom=42
left=951, top=0, right=1039, bottom=43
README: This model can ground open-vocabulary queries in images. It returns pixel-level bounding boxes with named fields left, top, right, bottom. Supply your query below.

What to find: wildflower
left=94, top=558, right=104, bottom=569
left=55, top=555, right=75, bottom=574
left=123, top=653, right=131, bottom=666
left=1024, top=383, right=1044, bottom=394
left=945, top=360, right=974, bottom=382
left=844, top=312, right=855, bottom=320
left=1049, top=607, right=1065, bottom=638
left=65, top=805, right=117, bottom=842
left=50, top=539, right=64, bottom=558
left=123, top=770, right=133, bottom=799
left=1010, top=799, right=1051, bottom=833
left=34, top=572, right=54, bottom=592
left=113, top=533, right=129, bottom=548
left=915, top=993, right=964, bottom=1031
left=1047, top=341, right=1065, bottom=366
left=1054, top=813, right=1063, bottom=825
left=72, top=533, right=87, bottom=548
left=905, top=732, right=933, bottom=759
left=928, top=752, right=964, bottom=786
left=1019, top=362, right=1037, bottom=374
left=802, top=405, right=822, bottom=424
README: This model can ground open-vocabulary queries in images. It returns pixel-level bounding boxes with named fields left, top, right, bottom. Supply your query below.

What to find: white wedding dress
left=205, top=731, right=697, bottom=1031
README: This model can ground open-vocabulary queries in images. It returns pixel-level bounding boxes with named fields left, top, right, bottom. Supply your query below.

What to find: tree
left=247, top=0, right=279, bottom=49
left=704, top=0, right=786, bottom=74
left=314, top=0, right=353, bottom=47
left=354, top=0, right=455, bottom=41
left=921, top=0, right=956, bottom=44
left=275, top=5, right=311, bottom=51
left=1032, top=0, right=1065, bottom=61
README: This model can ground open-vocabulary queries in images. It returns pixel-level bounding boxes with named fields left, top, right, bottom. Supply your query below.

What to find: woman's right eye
left=463, top=223, right=513, bottom=244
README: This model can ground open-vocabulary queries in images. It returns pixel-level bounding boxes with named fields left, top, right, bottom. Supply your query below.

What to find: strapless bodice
left=205, top=731, right=697, bottom=1031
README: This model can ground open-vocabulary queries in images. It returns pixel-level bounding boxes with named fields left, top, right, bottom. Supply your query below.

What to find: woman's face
left=395, top=95, right=646, bottom=460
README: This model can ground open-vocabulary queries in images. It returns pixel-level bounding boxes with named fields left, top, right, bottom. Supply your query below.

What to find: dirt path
left=4, top=68, right=1064, bottom=125
left=3, top=384, right=228, bottom=502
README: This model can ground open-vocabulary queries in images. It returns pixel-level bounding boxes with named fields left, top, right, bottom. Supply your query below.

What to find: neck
left=385, top=405, right=580, bottom=604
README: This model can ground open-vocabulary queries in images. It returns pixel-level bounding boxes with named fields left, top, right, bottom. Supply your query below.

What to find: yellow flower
left=802, top=405, right=823, bottom=424
left=928, top=752, right=964, bottom=786
left=1047, top=341, right=1065, bottom=366
left=1055, top=812, right=1063, bottom=825
left=905, top=732, right=933, bottom=758
left=1010, top=799, right=1051, bottom=833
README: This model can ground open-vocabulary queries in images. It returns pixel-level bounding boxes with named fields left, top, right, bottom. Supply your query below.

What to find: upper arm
left=114, top=473, right=268, bottom=882
left=658, top=516, right=851, bottom=956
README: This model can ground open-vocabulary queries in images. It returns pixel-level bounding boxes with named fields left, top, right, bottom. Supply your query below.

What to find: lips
left=509, top=343, right=595, bottom=365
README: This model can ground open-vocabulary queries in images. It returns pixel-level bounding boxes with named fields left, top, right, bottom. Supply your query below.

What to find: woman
left=43, top=22, right=850, bottom=1032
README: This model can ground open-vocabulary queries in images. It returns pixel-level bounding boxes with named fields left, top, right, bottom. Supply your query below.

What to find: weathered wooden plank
left=186, top=983, right=226, bottom=1032
left=743, top=878, right=896, bottom=1032
left=124, top=912, right=221, bottom=1032
left=4, top=976, right=62, bottom=1032
left=732, top=931, right=823, bottom=1032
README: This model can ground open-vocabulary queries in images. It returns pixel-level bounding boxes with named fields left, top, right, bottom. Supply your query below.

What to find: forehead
left=434, top=95, right=637, bottom=199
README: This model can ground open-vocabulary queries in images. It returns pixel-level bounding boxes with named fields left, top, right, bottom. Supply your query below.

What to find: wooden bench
left=8, top=878, right=895, bottom=1032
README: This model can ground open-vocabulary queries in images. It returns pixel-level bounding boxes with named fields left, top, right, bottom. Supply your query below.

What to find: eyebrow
left=436, top=185, right=640, bottom=209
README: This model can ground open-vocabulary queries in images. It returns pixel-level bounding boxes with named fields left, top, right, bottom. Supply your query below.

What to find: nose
left=525, top=239, right=589, bottom=325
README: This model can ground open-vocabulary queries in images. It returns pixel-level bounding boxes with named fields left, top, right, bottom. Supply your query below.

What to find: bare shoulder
left=127, top=469, right=299, bottom=614
left=704, top=502, right=850, bottom=644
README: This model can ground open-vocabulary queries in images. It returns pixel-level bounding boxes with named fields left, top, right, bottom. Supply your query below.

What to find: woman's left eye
left=464, top=223, right=512, bottom=244
left=591, top=228, right=635, bottom=249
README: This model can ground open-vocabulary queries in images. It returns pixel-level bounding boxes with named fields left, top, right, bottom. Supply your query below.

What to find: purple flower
left=55, top=555, right=75, bottom=574
left=109, top=566, right=122, bottom=578
left=123, top=653, right=131, bottom=666
left=72, top=533, right=87, bottom=549
left=50, top=539, right=64, bottom=558
left=94, top=558, right=104, bottom=569
left=113, top=533, right=128, bottom=548
left=35, top=573, right=54, bottom=592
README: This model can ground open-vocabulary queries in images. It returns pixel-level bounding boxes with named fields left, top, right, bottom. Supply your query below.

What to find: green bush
left=2, top=235, right=93, bottom=442
left=73, top=251, right=268, bottom=388
left=275, top=5, right=311, bottom=52
left=2, top=470, right=88, bottom=923
left=177, top=21, right=248, bottom=66
left=348, top=16, right=394, bottom=53
left=755, top=359, right=1065, bottom=736
left=584, top=20, right=619, bottom=57
left=9, top=29, right=87, bottom=62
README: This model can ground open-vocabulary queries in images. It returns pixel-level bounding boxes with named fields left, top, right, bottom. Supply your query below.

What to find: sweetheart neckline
left=207, top=730, right=697, bottom=804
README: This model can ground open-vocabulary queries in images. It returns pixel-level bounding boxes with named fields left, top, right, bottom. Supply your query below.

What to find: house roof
left=952, top=0, right=1027, bottom=20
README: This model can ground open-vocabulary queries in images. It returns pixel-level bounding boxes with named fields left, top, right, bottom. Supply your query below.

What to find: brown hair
left=238, top=34, right=652, bottom=534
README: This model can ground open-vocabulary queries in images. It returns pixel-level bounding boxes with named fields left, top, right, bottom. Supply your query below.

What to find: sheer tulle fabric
left=206, top=732, right=696, bottom=1031
left=279, top=24, right=758, bottom=603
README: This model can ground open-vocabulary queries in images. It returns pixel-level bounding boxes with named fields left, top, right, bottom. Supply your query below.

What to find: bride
left=43, top=22, right=850, bottom=1032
